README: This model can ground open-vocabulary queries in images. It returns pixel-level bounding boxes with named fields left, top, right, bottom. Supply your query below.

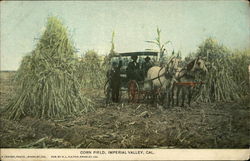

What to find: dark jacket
left=126, top=61, right=140, bottom=81
left=141, top=61, right=153, bottom=77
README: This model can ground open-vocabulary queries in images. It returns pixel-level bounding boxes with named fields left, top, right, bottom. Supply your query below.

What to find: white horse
left=143, top=57, right=181, bottom=105
left=144, top=57, right=207, bottom=107
left=174, top=57, right=208, bottom=107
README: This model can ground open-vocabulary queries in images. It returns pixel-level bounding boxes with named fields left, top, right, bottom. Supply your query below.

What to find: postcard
left=0, top=0, right=249, bottom=160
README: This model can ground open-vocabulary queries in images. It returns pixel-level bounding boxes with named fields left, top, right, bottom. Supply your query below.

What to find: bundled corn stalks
left=77, top=50, right=107, bottom=89
left=230, top=49, right=250, bottom=95
left=77, top=31, right=116, bottom=89
left=194, top=38, right=246, bottom=102
left=5, top=17, right=94, bottom=120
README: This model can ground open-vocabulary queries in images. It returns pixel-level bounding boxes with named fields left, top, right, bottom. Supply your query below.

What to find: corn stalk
left=77, top=50, right=107, bottom=89
left=193, top=38, right=249, bottom=102
left=145, top=27, right=171, bottom=61
left=4, top=17, right=94, bottom=120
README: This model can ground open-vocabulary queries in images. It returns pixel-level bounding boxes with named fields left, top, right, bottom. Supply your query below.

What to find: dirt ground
left=0, top=71, right=249, bottom=148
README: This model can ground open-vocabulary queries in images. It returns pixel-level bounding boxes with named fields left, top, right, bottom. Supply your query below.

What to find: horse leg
left=181, top=87, right=186, bottom=107
left=162, top=91, right=167, bottom=108
left=166, top=89, right=171, bottom=108
left=151, top=89, right=156, bottom=104
left=157, top=89, right=162, bottom=106
left=164, top=92, right=169, bottom=107
left=176, top=86, right=180, bottom=106
left=171, top=86, right=175, bottom=107
left=188, top=87, right=193, bottom=107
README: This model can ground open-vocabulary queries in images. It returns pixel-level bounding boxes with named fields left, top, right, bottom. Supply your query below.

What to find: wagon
left=104, top=51, right=158, bottom=103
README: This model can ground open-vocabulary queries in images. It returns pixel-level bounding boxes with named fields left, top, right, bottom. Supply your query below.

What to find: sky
left=1, top=0, right=249, bottom=71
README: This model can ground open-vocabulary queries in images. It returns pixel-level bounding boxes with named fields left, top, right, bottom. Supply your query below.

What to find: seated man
left=141, top=56, right=153, bottom=79
left=126, top=55, right=142, bottom=81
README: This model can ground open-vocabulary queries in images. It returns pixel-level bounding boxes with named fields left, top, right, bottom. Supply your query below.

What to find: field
left=0, top=71, right=249, bottom=148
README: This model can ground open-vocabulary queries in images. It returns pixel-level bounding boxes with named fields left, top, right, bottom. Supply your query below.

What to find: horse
left=173, top=57, right=208, bottom=107
left=144, top=57, right=181, bottom=106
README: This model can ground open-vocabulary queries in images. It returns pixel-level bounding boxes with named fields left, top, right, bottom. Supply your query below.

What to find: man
left=107, top=61, right=122, bottom=103
left=141, top=56, right=153, bottom=78
left=126, top=55, right=141, bottom=81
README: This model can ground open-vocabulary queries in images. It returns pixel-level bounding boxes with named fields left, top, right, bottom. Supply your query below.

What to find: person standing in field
left=108, top=61, right=122, bottom=102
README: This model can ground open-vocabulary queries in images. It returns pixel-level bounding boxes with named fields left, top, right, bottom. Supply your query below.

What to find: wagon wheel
left=127, top=80, right=140, bottom=103
left=104, top=80, right=111, bottom=104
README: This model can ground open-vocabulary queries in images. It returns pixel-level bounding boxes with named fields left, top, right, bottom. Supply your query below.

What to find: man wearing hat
left=107, top=61, right=122, bottom=103
left=126, top=55, right=140, bottom=81
left=141, top=56, right=153, bottom=78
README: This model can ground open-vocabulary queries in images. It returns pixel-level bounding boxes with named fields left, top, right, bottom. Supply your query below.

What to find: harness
left=174, top=63, right=205, bottom=88
left=178, top=67, right=195, bottom=80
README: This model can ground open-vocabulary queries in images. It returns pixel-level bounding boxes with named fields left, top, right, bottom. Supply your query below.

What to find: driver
left=141, top=56, right=153, bottom=78
left=126, top=55, right=141, bottom=81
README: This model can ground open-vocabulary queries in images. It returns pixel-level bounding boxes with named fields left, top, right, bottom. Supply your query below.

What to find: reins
left=137, top=72, right=165, bottom=84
